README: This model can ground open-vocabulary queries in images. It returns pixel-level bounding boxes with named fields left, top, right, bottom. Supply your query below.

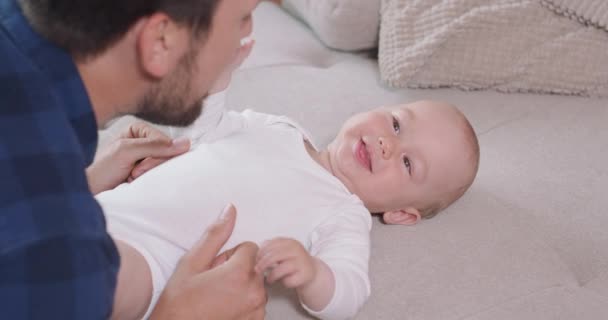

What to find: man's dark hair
left=19, top=0, right=221, bottom=60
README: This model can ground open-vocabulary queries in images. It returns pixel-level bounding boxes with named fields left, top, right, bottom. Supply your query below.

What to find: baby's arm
left=255, top=210, right=371, bottom=320
left=304, top=210, right=372, bottom=320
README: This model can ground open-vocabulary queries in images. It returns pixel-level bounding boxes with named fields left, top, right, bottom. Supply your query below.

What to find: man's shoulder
left=0, top=26, right=56, bottom=112
left=0, top=35, right=84, bottom=162
left=0, top=117, right=103, bottom=253
left=0, top=143, right=106, bottom=255
left=0, top=31, right=104, bottom=252
left=0, top=27, right=81, bottom=155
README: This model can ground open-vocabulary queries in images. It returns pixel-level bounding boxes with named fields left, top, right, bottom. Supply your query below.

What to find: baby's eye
left=392, top=116, right=400, bottom=134
left=403, top=156, right=411, bottom=175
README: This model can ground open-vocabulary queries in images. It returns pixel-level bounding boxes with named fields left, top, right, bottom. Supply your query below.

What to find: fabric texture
left=378, top=0, right=608, bottom=97
left=0, top=0, right=119, bottom=318
left=541, top=0, right=608, bottom=32
left=282, top=0, right=381, bottom=50
left=98, top=92, right=372, bottom=320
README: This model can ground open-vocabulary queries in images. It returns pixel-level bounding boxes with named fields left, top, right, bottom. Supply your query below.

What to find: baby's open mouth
left=355, top=139, right=372, bottom=172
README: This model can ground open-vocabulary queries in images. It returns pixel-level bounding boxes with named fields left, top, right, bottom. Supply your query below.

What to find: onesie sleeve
left=305, top=208, right=372, bottom=320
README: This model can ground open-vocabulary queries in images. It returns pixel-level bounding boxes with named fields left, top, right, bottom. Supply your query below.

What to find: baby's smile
left=355, top=139, right=372, bottom=172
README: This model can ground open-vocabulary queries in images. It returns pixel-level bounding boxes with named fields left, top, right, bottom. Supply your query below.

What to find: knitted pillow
left=378, top=0, right=608, bottom=97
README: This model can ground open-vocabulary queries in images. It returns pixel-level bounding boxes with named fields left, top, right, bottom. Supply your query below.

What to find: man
left=0, top=0, right=265, bottom=319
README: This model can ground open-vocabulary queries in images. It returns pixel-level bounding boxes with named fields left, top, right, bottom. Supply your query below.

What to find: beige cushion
left=584, top=271, right=608, bottom=299
left=281, top=0, right=381, bottom=51
left=378, top=0, right=608, bottom=97
left=465, top=286, right=608, bottom=320
left=542, top=0, right=608, bottom=31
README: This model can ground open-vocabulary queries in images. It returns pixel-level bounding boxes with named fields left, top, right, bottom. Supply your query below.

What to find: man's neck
left=75, top=43, right=146, bottom=128
left=77, top=61, right=142, bottom=128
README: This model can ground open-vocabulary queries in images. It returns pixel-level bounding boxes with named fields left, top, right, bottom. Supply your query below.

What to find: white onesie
left=97, top=92, right=372, bottom=320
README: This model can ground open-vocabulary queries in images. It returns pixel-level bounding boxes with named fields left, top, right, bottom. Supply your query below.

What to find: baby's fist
left=255, top=238, right=316, bottom=289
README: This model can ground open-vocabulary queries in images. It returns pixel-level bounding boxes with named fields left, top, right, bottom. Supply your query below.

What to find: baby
left=99, top=96, right=479, bottom=320
left=98, top=46, right=479, bottom=320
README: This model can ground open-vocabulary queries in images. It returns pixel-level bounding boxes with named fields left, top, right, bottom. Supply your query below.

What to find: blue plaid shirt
left=0, top=0, right=120, bottom=318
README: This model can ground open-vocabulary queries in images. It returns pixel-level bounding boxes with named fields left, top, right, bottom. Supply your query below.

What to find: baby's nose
left=378, top=136, right=394, bottom=159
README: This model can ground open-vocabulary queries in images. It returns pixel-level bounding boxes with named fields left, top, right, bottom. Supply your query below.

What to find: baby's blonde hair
left=420, top=112, right=480, bottom=219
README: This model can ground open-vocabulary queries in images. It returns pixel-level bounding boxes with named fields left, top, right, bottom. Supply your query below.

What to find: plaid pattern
left=0, top=0, right=119, bottom=318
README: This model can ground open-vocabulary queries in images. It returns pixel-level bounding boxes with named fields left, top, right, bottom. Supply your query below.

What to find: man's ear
left=382, top=208, right=421, bottom=226
left=136, top=13, right=189, bottom=79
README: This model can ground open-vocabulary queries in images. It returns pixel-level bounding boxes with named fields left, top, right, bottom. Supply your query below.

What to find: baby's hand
left=255, top=238, right=316, bottom=289
left=209, top=38, right=254, bottom=94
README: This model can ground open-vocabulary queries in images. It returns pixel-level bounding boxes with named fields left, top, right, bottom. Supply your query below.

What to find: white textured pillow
left=282, top=0, right=381, bottom=51
left=379, top=0, right=608, bottom=97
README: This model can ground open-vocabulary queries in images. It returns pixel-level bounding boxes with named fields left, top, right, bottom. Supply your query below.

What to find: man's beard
left=135, top=50, right=207, bottom=127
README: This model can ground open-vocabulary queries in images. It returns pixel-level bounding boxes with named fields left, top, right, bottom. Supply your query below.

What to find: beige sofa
left=100, top=3, right=608, bottom=319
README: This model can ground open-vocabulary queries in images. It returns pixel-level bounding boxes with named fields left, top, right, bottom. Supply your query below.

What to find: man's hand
left=87, top=122, right=190, bottom=194
left=255, top=238, right=316, bottom=289
left=150, top=205, right=267, bottom=320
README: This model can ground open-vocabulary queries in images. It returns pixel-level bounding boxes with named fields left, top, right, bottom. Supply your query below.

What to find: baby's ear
left=382, top=208, right=421, bottom=226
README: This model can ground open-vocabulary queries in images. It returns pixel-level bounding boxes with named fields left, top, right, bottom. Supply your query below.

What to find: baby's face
left=327, top=101, right=474, bottom=215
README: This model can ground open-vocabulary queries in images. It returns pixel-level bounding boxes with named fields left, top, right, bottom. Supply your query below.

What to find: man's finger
left=210, top=245, right=238, bottom=269
left=123, top=137, right=190, bottom=163
left=184, top=204, right=237, bottom=273
left=222, top=241, right=260, bottom=273
left=131, top=157, right=169, bottom=179
left=121, top=122, right=170, bottom=141
left=210, top=240, right=261, bottom=270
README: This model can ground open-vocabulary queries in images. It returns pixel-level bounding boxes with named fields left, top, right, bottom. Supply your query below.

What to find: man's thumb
left=184, top=204, right=237, bottom=273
